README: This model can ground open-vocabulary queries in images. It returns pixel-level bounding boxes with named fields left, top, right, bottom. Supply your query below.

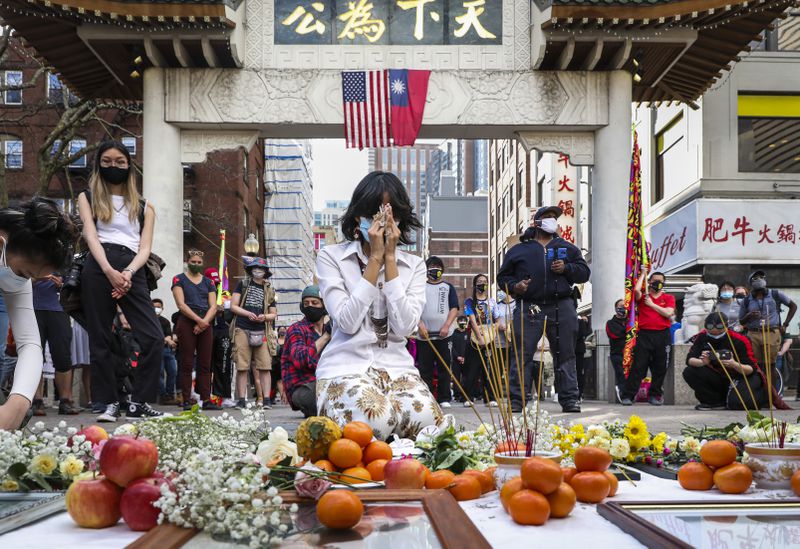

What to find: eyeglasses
left=100, top=158, right=129, bottom=168
left=705, top=323, right=726, bottom=330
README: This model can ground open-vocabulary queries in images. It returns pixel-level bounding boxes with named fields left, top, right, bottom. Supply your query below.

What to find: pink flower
left=92, top=439, right=107, bottom=461
left=644, top=456, right=652, bottom=465
left=663, top=447, right=671, bottom=456
left=656, top=459, right=664, bottom=467
left=294, top=463, right=331, bottom=500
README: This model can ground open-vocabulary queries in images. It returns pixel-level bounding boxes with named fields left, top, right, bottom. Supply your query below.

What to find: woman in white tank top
left=77, top=141, right=168, bottom=422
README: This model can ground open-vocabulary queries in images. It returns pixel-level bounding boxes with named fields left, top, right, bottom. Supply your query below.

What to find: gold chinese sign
left=275, top=0, right=502, bottom=45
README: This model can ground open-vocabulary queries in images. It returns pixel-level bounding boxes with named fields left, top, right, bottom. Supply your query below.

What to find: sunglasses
left=187, top=250, right=204, bottom=258
left=705, top=323, right=726, bottom=330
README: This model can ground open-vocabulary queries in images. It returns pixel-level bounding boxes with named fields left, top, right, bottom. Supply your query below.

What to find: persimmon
left=791, top=469, right=800, bottom=497
left=713, top=463, right=752, bottom=494
left=328, top=439, right=363, bottom=469
left=500, top=477, right=524, bottom=512
left=340, top=466, right=372, bottom=484
left=314, top=459, right=336, bottom=473
left=447, top=475, right=482, bottom=501
left=570, top=471, right=611, bottom=503
left=700, top=440, right=738, bottom=468
left=508, top=489, right=550, bottom=526
left=366, top=459, right=388, bottom=481
left=545, top=482, right=576, bottom=518
left=343, top=422, right=374, bottom=448
left=677, top=462, right=714, bottom=491
left=316, top=490, right=364, bottom=529
left=574, top=447, right=613, bottom=472
left=363, top=441, right=393, bottom=464
left=425, top=470, right=456, bottom=490
left=463, top=470, right=495, bottom=494
left=604, top=471, right=619, bottom=497
left=562, top=467, right=578, bottom=485
left=521, top=457, right=563, bottom=495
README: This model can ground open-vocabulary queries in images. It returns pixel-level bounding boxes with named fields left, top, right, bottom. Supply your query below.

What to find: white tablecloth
left=3, top=472, right=795, bottom=548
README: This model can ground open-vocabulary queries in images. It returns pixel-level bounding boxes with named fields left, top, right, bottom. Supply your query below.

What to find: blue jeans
left=160, top=347, right=178, bottom=396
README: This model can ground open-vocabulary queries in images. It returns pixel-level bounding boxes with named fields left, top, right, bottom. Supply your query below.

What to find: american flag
left=342, top=70, right=390, bottom=150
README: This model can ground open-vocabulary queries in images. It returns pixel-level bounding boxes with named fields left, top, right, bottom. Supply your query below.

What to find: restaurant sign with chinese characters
left=552, top=153, right=579, bottom=246
left=648, top=199, right=800, bottom=272
left=275, top=0, right=502, bottom=45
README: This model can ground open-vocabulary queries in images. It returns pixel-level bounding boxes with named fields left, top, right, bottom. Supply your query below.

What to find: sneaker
left=511, top=404, right=522, bottom=413
left=58, top=399, right=81, bottom=415
left=160, top=395, right=178, bottom=406
left=648, top=395, right=664, bottom=406
left=203, top=400, right=223, bottom=411
left=615, top=386, right=622, bottom=404
left=221, top=398, right=237, bottom=409
left=91, top=402, right=106, bottom=414
left=487, top=401, right=499, bottom=407
left=694, top=403, right=726, bottom=411
left=182, top=401, right=195, bottom=411
left=620, top=398, right=633, bottom=406
left=235, top=398, right=247, bottom=409
left=127, top=402, right=172, bottom=419
left=97, top=402, right=120, bottom=423
left=262, top=400, right=273, bottom=410
left=32, top=399, right=47, bottom=416
left=562, top=402, right=581, bottom=413
left=439, top=401, right=452, bottom=408
left=463, top=401, right=473, bottom=407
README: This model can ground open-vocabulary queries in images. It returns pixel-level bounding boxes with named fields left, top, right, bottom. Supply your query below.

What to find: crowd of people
left=1, top=146, right=798, bottom=436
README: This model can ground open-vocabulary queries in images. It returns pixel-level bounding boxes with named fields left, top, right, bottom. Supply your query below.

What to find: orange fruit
left=343, top=421, right=374, bottom=448
left=791, top=469, right=800, bottom=497
left=713, top=462, right=752, bottom=494
left=448, top=475, right=482, bottom=501
left=425, top=470, right=456, bottom=490
left=500, top=477, right=524, bottom=512
left=604, top=471, right=619, bottom=497
left=316, top=490, right=364, bottom=529
left=677, top=462, right=714, bottom=491
left=545, top=482, right=576, bottom=518
left=363, top=441, right=393, bottom=464
left=508, top=489, right=550, bottom=526
left=521, top=457, right=563, bottom=495
left=463, top=470, right=495, bottom=494
left=328, top=439, right=363, bottom=469
left=562, top=467, right=578, bottom=485
left=366, top=459, right=388, bottom=481
left=340, top=466, right=372, bottom=484
left=314, top=459, right=336, bottom=473
left=570, top=471, right=611, bottom=503
left=700, top=440, right=738, bottom=468
left=574, top=447, right=613, bottom=472
left=495, top=441, right=526, bottom=454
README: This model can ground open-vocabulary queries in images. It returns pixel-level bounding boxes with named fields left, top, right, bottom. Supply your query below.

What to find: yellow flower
left=680, top=437, right=702, bottom=457
left=1, top=479, right=19, bottom=491
left=30, top=454, right=57, bottom=476
left=652, top=432, right=668, bottom=454
left=256, top=427, right=302, bottom=467
left=624, top=416, right=650, bottom=450
left=609, top=438, right=630, bottom=460
left=588, top=437, right=611, bottom=452
left=587, top=425, right=611, bottom=440
left=59, top=456, right=85, bottom=478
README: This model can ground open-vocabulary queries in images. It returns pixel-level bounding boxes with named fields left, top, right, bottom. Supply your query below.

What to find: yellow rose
left=2, top=479, right=19, bottom=491
left=30, top=454, right=57, bottom=476
left=59, top=456, right=85, bottom=478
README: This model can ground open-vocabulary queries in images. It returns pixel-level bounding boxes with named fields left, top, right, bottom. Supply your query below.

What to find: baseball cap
left=204, top=267, right=221, bottom=284
left=748, top=270, right=766, bottom=282
left=533, top=206, right=563, bottom=221
left=302, top=285, right=321, bottom=300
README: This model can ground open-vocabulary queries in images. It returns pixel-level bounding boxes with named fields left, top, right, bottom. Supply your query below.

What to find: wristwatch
left=123, top=268, right=135, bottom=276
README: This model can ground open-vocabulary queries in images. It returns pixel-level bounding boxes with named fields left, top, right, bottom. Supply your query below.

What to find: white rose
left=255, top=427, right=301, bottom=466
left=588, top=437, right=611, bottom=452
left=609, top=438, right=630, bottom=460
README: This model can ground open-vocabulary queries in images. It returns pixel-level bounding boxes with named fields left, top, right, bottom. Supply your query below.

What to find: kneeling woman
left=684, top=312, right=788, bottom=410
left=315, top=172, right=443, bottom=439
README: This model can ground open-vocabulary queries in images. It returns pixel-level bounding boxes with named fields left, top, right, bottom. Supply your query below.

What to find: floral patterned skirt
left=317, top=367, right=444, bottom=441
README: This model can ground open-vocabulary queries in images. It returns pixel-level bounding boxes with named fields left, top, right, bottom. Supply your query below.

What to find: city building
left=264, top=140, right=315, bottom=328
left=637, top=14, right=800, bottom=309
left=313, top=225, right=338, bottom=251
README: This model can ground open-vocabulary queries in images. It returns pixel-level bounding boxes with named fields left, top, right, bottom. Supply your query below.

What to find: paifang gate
left=2, top=0, right=789, bottom=375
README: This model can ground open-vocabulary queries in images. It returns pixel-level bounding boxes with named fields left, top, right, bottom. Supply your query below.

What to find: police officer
left=498, top=206, right=590, bottom=413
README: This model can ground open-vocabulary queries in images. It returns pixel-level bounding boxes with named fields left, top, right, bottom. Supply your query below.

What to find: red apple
left=70, top=425, right=109, bottom=447
left=66, top=477, right=122, bottom=528
left=383, top=458, right=427, bottom=489
left=99, top=436, right=159, bottom=487
left=121, top=476, right=168, bottom=531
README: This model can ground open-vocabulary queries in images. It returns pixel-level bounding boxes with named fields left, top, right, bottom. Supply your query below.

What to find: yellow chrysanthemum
left=652, top=432, right=668, bottom=454
left=1, top=479, right=19, bottom=491
left=30, top=454, right=57, bottom=476
left=59, top=456, right=85, bottom=478
left=624, top=416, right=650, bottom=450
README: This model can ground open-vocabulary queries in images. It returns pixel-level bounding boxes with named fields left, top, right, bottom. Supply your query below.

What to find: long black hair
left=471, top=273, right=489, bottom=311
left=340, top=171, right=422, bottom=245
left=0, top=197, right=79, bottom=271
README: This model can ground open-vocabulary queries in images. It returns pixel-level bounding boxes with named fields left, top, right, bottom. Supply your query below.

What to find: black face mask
left=301, top=305, right=327, bottom=323
left=99, top=166, right=129, bottom=185
left=615, top=307, right=626, bottom=317
left=476, top=283, right=487, bottom=292
left=427, top=269, right=442, bottom=280
left=457, top=323, right=468, bottom=330
left=650, top=280, right=664, bottom=292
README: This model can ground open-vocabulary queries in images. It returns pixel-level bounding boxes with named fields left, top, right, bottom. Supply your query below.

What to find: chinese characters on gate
left=702, top=217, right=797, bottom=246
left=275, top=0, right=502, bottom=45
left=553, top=153, right=578, bottom=245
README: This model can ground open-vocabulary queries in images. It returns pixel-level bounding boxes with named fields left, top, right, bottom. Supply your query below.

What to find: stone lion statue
left=675, top=283, right=719, bottom=343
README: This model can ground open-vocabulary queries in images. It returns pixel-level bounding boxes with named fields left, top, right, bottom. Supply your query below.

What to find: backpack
left=742, top=289, right=784, bottom=316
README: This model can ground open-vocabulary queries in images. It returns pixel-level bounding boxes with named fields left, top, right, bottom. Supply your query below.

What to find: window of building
left=243, top=206, right=249, bottom=233
left=68, top=139, right=87, bottom=168
left=183, top=199, right=192, bottom=233
left=314, top=213, right=322, bottom=225
left=3, top=71, right=23, bottom=105
left=47, top=73, right=64, bottom=104
left=738, top=94, right=800, bottom=173
left=242, top=150, right=249, bottom=186
left=653, top=113, right=684, bottom=203
left=121, top=136, right=137, bottom=156
left=517, top=166, right=525, bottom=207
left=381, top=149, right=388, bottom=168
left=4, top=139, right=23, bottom=169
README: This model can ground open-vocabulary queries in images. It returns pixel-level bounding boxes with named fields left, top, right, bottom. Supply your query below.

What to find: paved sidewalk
left=28, top=398, right=800, bottom=437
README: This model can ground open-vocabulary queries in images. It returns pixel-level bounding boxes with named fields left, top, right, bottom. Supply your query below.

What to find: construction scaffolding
left=263, top=140, right=315, bottom=329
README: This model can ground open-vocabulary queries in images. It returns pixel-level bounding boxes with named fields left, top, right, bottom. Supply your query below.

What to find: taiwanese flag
left=388, top=69, right=430, bottom=146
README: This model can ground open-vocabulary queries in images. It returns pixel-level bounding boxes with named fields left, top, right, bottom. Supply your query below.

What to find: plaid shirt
left=281, top=318, right=321, bottom=406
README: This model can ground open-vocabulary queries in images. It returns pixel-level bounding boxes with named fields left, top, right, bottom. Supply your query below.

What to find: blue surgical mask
left=358, top=217, right=371, bottom=242
left=0, top=237, right=29, bottom=292
left=720, top=291, right=734, bottom=300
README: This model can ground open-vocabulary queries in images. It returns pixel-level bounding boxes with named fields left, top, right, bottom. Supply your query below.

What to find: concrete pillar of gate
left=591, top=70, right=632, bottom=400
left=143, top=68, right=183, bottom=316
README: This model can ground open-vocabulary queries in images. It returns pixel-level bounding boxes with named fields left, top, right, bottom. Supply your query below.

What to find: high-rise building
left=264, top=140, right=315, bottom=328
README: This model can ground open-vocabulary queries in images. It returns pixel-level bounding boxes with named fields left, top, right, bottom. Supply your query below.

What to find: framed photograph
left=0, top=492, right=65, bottom=535
left=130, top=489, right=490, bottom=549
left=598, top=500, right=800, bottom=548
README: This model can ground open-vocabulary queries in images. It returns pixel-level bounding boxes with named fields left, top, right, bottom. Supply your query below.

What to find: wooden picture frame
left=128, top=489, right=490, bottom=549
left=597, top=499, right=800, bottom=549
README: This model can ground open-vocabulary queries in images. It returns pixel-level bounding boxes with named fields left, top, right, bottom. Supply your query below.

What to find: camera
left=719, top=349, right=732, bottom=361
left=62, top=252, right=87, bottom=289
